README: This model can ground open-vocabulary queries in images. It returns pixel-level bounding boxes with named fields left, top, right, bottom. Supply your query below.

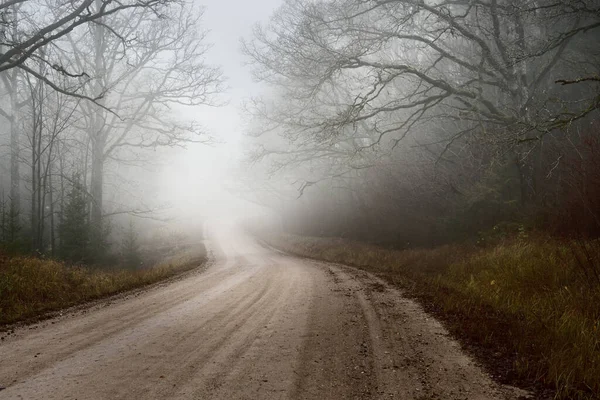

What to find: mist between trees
left=0, top=0, right=224, bottom=264
left=242, top=0, right=600, bottom=246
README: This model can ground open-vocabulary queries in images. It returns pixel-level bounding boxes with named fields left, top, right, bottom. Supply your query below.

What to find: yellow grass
left=0, top=245, right=206, bottom=325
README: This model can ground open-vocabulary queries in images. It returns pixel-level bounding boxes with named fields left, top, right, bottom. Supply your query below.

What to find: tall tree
left=59, top=1, right=224, bottom=233
left=59, top=174, right=88, bottom=262
left=0, top=3, right=25, bottom=213
left=244, top=0, right=600, bottom=181
left=0, top=0, right=186, bottom=96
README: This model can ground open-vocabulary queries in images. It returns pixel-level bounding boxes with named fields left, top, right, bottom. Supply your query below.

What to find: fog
left=157, top=0, right=282, bottom=223
left=1, top=0, right=599, bottom=262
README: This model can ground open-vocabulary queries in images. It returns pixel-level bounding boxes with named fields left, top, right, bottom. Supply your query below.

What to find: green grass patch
left=0, top=245, right=206, bottom=326
left=262, top=233, right=600, bottom=400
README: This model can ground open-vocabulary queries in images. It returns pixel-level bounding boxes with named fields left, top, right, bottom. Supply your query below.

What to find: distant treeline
left=281, top=121, right=600, bottom=247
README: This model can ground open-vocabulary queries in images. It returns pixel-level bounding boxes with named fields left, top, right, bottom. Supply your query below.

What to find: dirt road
left=0, top=224, right=527, bottom=399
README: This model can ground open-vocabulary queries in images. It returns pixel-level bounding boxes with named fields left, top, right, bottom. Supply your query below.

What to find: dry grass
left=0, top=245, right=206, bottom=326
left=262, top=233, right=600, bottom=400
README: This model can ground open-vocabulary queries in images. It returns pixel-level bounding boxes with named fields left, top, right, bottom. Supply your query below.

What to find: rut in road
left=0, top=227, right=529, bottom=399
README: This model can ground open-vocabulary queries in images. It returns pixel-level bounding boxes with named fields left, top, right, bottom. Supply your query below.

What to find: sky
left=158, top=0, right=282, bottom=222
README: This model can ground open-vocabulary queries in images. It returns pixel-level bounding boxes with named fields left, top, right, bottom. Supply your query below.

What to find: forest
left=0, top=0, right=222, bottom=264
left=243, top=0, right=600, bottom=247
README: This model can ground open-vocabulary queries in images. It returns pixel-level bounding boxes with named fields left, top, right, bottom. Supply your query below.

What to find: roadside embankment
left=0, top=244, right=206, bottom=326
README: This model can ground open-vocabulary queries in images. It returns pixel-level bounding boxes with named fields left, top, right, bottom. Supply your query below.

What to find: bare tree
left=0, top=0, right=207, bottom=246
left=240, top=0, right=600, bottom=244
left=0, top=0, right=223, bottom=259
left=0, top=0, right=185, bottom=91
left=22, top=61, right=81, bottom=253
left=57, top=1, right=224, bottom=233
left=244, top=0, right=600, bottom=178
left=0, top=3, right=25, bottom=211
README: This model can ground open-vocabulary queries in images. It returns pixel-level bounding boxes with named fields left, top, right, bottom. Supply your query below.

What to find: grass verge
left=0, top=244, right=206, bottom=326
left=261, top=232, right=600, bottom=400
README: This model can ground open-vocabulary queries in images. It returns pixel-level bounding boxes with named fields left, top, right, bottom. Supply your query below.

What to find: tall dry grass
left=0, top=246, right=206, bottom=325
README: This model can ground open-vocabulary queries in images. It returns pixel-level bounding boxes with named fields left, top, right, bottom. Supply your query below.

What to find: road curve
left=0, top=224, right=526, bottom=399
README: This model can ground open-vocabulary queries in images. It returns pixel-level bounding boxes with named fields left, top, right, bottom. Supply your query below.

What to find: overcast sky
left=198, top=0, right=281, bottom=142
left=158, top=0, right=282, bottom=221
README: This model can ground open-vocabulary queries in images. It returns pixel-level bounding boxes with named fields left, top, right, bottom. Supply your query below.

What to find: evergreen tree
left=0, top=192, right=23, bottom=253
left=121, top=219, right=141, bottom=269
left=88, top=218, right=112, bottom=265
left=59, top=175, right=89, bottom=263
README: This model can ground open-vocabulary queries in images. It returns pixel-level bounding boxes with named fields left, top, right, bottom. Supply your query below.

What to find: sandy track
left=0, top=226, right=527, bottom=399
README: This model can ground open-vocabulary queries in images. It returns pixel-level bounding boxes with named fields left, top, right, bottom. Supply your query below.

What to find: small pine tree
left=89, top=218, right=112, bottom=265
left=0, top=193, right=24, bottom=254
left=59, top=175, right=89, bottom=263
left=122, top=219, right=141, bottom=269
left=0, top=193, right=6, bottom=245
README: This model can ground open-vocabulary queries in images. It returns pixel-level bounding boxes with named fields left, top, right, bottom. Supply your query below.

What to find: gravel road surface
left=0, top=224, right=527, bottom=399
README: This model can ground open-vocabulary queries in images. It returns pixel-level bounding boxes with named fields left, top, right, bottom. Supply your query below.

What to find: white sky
left=158, top=0, right=282, bottom=222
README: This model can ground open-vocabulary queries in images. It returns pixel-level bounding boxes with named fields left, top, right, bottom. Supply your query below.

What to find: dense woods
left=0, top=0, right=222, bottom=263
left=245, top=0, right=600, bottom=246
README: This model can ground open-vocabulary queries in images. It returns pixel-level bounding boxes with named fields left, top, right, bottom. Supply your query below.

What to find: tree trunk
left=89, top=0, right=106, bottom=233
left=8, top=4, right=20, bottom=212
left=9, top=68, right=20, bottom=211
left=59, top=150, right=65, bottom=251
left=31, top=111, right=37, bottom=251
left=90, top=133, right=105, bottom=230
left=49, top=168, right=55, bottom=256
